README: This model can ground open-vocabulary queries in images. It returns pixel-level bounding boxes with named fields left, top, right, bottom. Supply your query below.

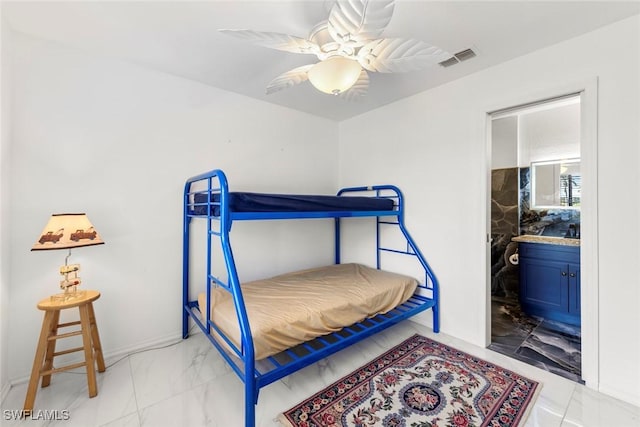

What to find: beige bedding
left=198, top=263, right=418, bottom=360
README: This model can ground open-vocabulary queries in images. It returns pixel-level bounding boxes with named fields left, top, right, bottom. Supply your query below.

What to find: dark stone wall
left=491, top=168, right=520, bottom=299
left=519, top=167, right=580, bottom=237
left=491, top=167, right=581, bottom=300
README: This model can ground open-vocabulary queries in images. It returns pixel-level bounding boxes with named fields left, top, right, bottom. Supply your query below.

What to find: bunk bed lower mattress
left=197, top=263, right=418, bottom=360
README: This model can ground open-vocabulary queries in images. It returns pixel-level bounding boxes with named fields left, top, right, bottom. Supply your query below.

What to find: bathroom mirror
left=531, top=159, right=581, bottom=209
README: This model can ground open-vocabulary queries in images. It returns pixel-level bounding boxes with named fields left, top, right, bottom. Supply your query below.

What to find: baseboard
left=598, top=384, right=640, bottom=408
left=1, top=380, right=11, bottom=404
left=10, top=329, right=199, bottom=386
left=101, top=330, right=193, bottom=365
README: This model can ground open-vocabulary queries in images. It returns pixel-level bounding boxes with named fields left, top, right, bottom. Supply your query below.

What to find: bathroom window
left=560, top=174, right=581, bottom=207
left=532, top=159, right=581, bottom=209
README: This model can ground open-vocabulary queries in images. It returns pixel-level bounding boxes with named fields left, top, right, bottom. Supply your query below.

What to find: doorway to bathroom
left=487, top=94, right=584, bottom=383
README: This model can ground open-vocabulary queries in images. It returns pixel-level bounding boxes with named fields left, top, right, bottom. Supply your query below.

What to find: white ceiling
left=3, top=1, right=640, bottom=121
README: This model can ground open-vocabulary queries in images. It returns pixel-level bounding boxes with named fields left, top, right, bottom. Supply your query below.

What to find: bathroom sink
left=512, top=234, right=580, bottom=246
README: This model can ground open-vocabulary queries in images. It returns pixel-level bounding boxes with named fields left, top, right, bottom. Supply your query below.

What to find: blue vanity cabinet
left=518, top=242, right=580, bottom=326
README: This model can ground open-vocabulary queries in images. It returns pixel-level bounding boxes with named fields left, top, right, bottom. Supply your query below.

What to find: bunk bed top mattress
left=197, top=263, right=418, bottom=360
left=192, top=192, right=394, bottom=215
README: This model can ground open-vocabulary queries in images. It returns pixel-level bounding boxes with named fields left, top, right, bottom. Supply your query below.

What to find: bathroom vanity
left=512, top=235, right=581, bottom=326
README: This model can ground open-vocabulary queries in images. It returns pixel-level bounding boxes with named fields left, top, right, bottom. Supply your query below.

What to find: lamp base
left=56, top=261, right=83, bottom=301
left=60, top=263, right=81, bottom=289
left=50, top=286, right=86, bottom=303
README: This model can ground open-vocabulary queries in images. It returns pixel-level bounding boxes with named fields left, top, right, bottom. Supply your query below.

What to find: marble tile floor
left=489, top=297, right=583, bottom=383
left=2, top=320, right=639, bottom=427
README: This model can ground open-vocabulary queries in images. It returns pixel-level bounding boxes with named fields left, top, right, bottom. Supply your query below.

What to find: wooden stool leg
left=24, top=310, right=56, bottom=412
left=88, top=302, right=106, bottom=373
left=79, top=303, right=98, bottom=398
left=41, top=310, right=60, bottom=388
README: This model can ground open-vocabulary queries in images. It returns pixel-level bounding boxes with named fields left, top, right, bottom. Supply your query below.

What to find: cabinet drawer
left=519, top=242, right=580, bottom=263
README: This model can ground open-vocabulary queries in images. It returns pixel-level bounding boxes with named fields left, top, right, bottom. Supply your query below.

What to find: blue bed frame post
left=216, top=171, right=259, bottom=427
left=182, top=183, right=192, bottom=339
left=334, top=217, right=341, bottom=265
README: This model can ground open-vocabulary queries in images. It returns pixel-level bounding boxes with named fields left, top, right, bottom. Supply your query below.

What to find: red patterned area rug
left=278, top=334, right=540, bottom=427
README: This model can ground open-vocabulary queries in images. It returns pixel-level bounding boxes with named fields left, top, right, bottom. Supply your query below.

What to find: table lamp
left=31, top=213, right=104, bottom=299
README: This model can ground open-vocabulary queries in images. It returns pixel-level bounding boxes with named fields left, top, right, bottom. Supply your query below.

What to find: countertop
left=511, top=235, right=581, bottom=247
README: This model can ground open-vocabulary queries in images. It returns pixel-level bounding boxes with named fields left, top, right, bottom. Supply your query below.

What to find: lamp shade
left=307, top=57, right=361, bottom=95
left=32, top=213, right=104, bottom=251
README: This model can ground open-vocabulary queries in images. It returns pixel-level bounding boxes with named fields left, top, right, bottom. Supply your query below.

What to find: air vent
left=439, top=48, right=477, bottom=67
left=454, top=48, right=476, bottom=62
left=438, top=56, right=459, bottom=67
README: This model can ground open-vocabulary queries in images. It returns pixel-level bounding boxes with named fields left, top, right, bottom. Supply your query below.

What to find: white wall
left=339, top=15, right=640, bottom=406
left=519, top=102, right=581, bottom=166
left=0, top=15, right=12, bottom=401
left=491, top=116, right=517, bottom=169
left=6, top=31, right=339, bottom=383
left=492, top=101, right=580, bottom=170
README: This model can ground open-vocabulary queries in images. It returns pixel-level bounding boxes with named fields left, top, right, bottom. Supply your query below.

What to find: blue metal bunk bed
left=182, top=169, right=439, bottom=427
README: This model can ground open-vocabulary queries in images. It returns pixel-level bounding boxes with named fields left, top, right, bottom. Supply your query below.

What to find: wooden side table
left=23, top=290, right=106, bottom=412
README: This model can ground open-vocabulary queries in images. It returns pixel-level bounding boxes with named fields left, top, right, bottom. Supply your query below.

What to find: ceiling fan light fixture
left=307, top=57, right=361, bottom=95
left=220, top=0, right=449, bottom=98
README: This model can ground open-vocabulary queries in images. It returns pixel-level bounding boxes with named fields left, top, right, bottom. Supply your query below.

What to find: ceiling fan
left=219, top=0, right=451, bottom=100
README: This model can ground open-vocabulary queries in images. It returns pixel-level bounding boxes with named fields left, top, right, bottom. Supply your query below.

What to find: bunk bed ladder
left=212, top=173, right=259, bottom=425
left=335, top=185, right=440, bottom=333
left=183, top=170, right=259, bottom=426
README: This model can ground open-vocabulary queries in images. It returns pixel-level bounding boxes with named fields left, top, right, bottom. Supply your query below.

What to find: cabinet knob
left=570, top=273, right=576, bottom=277
left=561, top=271, right=567, bottom=276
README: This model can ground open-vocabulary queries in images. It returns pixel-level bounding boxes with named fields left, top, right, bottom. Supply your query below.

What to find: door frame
left=483, top=78, right=599, bottom=390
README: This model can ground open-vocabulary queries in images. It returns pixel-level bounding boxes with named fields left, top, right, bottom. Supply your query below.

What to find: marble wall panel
left=491, top=168, right=519, bottom=298
left=491, top=167, right=581, bottom=299
left=519, top=167, right=581, bottom=237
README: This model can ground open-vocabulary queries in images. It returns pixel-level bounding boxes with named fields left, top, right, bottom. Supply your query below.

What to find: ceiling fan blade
left=339, top=69, right=369, bottom=102
left=357, top=38, right=451, bottom=73
left=265, top=64, right=314, bottom=94
left=328, top=0, right=394, bottom=46
left=219, top=29, right=319, bottom=55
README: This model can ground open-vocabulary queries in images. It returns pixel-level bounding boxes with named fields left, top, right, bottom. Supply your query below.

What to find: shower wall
left=519, top=167, right=581, bottom=236
left=491, top=168, right=519, bottom=299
